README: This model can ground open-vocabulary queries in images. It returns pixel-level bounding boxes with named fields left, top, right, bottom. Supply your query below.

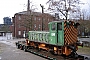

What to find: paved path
left=0, top=39, right=46, bottom=60
left=0, top=38, right=90, bottom=60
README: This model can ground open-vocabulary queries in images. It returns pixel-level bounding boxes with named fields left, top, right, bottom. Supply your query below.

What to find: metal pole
left=40, top=4, right=44, bottom=31
left=27, top=0, right=30, bottom=11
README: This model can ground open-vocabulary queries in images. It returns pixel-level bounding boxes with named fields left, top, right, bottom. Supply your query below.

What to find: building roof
left=15, top=10, right=54, bottom=17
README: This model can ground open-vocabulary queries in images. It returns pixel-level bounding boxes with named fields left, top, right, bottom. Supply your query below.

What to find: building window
left=39, top=24, right=41, bottom=28
left=48, top=18, right=49, bottom=21
left=34, top=17, right=36, bottom=21
left=38, top=18, right=41, bottom=21
left=43, top=19, right=45, bottom=21
left=18, top=16, right=21, bottom=20
left=18, top=24, right=21, bottom=28
left=23, top=31, right=26, bottom=37
left=23, top=31, right=26, bottom=34
left=34, top=24, right=36, bottom=28
left=38, top=24, right=41, bottom=30
left=18, top=31, right=21, bottom=35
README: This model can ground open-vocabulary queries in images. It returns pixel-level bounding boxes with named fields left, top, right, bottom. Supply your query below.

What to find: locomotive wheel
left=50, top=50, right=57, bottom=55
left=16, top=43, right=19, bottom=49
left=19, top=45, right=23, bottom=50
left=23, top=46, right=27, bottom=52
left=53, top=51, right=58, bottom=55
left=70, top=52, right=78, bottom=58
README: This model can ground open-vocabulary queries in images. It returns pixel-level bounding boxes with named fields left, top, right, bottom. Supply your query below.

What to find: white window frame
left=18, top=16, right=21, bottom=20
left=38, top=18, right=41, bottom=21
left=34, top=24, right=36, bottom=28
left=39, top=24, right=41, bottom=28
left=18, top=31, right=21, bottom=35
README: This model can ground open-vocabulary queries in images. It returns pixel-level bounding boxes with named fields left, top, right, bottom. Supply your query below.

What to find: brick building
left=12, top=11, right=55, bottom=38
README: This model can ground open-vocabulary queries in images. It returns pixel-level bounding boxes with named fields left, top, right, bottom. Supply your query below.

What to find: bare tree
left=46, top=0, right=83, bottom=20
left=20, top=12, right=34, bottom=31
left=78, top=20, right=90, bottom=36
left=80, top=9, right=87, bottom=20
left=0, top=24, right=11, bottom=34
left=20, top=0, right=37, bottom=32
left=86, top=2, right=90, bottom=20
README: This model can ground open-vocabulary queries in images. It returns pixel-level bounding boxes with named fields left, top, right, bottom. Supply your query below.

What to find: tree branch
left=57, top=7, right=67, bottom=18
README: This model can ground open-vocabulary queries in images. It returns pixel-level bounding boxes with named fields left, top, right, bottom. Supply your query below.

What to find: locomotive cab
left=48, top=21, right=64, bottom=46
left=48, top=21, right=81, bottom=57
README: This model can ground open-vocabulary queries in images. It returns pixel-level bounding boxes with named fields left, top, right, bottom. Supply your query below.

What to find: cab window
left=52, top=23, right=56, bottom=30
left=58, top=23, right=62, bottom=30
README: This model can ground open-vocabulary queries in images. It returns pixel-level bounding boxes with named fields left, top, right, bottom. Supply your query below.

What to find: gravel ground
left=0, top=39, right=46, bottom=60
left=0, top=38, right=90, bottom=60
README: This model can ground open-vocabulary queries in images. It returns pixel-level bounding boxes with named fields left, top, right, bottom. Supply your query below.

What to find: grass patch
left=77, top=46, right=90, bottom=55
left=78, top=46, right=83, bottom=48
left=78, top=46, right=90, bottom=49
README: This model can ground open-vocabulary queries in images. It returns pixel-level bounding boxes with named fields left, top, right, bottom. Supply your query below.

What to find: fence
left=82, top=41, right=90, bottom=47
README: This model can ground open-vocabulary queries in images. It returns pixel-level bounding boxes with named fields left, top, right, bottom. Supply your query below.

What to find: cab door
left=57, top=22, right=64, bottom=46
left=49, top=23, right=57, bottom=45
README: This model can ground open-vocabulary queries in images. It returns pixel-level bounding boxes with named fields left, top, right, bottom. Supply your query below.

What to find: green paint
left=49, top=21, right=64, bottom=46
left=28, top=21, right=65, bottom=46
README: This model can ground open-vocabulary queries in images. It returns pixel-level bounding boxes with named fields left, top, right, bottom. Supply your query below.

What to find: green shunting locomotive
left=25, top=20, right=83, bottom=57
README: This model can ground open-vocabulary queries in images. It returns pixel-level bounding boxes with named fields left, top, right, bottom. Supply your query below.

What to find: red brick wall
left=12, top=12, right=55, bottom=38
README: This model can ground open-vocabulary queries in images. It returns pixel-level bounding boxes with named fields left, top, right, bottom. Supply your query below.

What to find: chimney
left=27, top=0, right=30, bottom=11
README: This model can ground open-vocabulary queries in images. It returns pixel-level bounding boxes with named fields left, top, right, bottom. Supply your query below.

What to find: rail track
left=16, top=41, right=89, bottom=60
left=26, top=48, right=89, bottom=60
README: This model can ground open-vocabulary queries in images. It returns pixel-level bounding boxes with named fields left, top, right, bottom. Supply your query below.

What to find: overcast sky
left=0, top=0, right=89, bottom=24
left=0, top=0, right=48, bottom=24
